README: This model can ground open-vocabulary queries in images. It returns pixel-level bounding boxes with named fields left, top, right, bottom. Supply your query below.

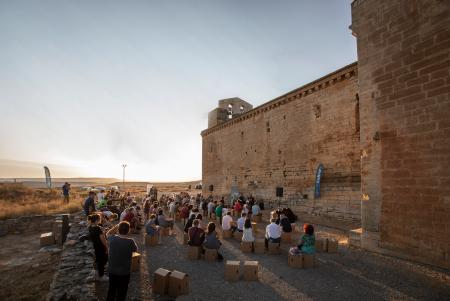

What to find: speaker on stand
left=276, top=187, right=283, bottom=208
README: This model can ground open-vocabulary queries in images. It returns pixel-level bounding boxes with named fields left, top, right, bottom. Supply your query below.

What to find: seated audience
left=242, top=218, right=254, bottom=243
left=297, top=224, right=316, bottom=254
left=203, top=222, right=223, bottom=260
left=184, top=213, right=196, bottom=233
left=222, top=211, right=237, bottom=233
left=278, top=213, right=292, bottom=233
left=106, top=221, right=138, bottom=301
left=188, top=219, right=205, bottom=246
left=237, top=212, right=247, bottom=232
left=265, top=218, right=282, bottom=248
left=157, top=209, right=174, bottom=233
left=145, top=214, right=161, bottom=244
left=251, top=203, right=261, bottom=216
left=83, top=191, right=96, bottom=216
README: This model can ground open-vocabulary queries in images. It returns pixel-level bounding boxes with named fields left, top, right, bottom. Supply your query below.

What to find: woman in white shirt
left=242, top=218, right=254, bottom=242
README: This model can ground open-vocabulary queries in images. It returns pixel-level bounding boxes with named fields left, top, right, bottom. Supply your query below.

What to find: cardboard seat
left=225, top=261, right=240, bottom=281
left=168, top=270, right=189, bottom=297
left=187, top=246, right=201, bottom=260
left=254, top=239, right=265, bottom=254
left=240, top=241, right=253, bottom=253
left=303, top=254, right=315, bottom=268
left=234, top=231, right=243, bottom=241
left=131, top=252, right=141, bottom=272
left=222, top=229, right=232, bottom=238
left=315, top=238, right=326, bottom=252
left=268, top=242, right=280, bottom=254
left=243, top=261, right=258, bottom=281
left=145, top=234, right=158, bottom=246
left=281, top=232, right=292, bottom=243
left=183, top=233, right=188, bottom=245
left=327, top=239, right=338, bottom=253
left=251, top=222, right=258, bottom=233
left=252, top=214, right=262, bottom=222
left=204, top=248, right=218, bottom=261
left=40, top=232, right=55, bottom=247
left=153, top=268, right=171, bottom=295
left=288, top=253, right=303, bottom=268
left=162, top=227, right=170, bottom=236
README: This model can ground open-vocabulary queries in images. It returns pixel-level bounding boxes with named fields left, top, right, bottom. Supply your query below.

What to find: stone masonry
left=351, top=0, right=450, bottom=269
left=202, top=63, right=361, bottom=222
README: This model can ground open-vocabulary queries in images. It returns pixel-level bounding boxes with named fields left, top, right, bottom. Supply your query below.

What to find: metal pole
left=122, top=164, right=127, bottom=189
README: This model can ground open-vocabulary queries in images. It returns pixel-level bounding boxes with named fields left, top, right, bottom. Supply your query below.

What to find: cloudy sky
left=0, top=0, right=356, bottom=181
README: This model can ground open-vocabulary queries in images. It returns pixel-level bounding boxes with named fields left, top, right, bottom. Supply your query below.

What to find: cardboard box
left=243, top=261, right=259, bottom=281
left=222, top=229, right=232, bottom=238
left=252, top=214, right=262, bottom=222
left=40, top=232, right=55, bottom=247
left=162, top=227, right=170, bottom=236
left=145, top=234, right=158, bottom=246
left=251, top=222, right=258, bottom=233
left=187, top=246, right=201, bottom=260
left=288, top=253, right=303, bottom=268
left=314, top=239, right=325, bottom=252
left=175, top=213, right=181, bottom=222
left=225, top=260, right=240, bottom=281
left=327, top=239, right=338, bottom=253
left=254, top=239, right=265, bottom=254
left=303, top=254, right=314, bottom=268
left=153, top=268, right=171, bottom=295
left=168, top=270, right=189, bottom=297
left=183, top=233, right=188, bottom=245
left=241, top=241, right=253, bottom=253
left=268, top=242, right=280, bottom=255
left=204, top=248, right=218, bottom=261
left=131, top=252, right=141, bottom=272
left=234, top=231, right=243, bottom=241
left=281, top=232, right=292, bottom=243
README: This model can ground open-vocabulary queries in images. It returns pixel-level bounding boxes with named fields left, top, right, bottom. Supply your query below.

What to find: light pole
left=122, top=164, right=127, bottom=189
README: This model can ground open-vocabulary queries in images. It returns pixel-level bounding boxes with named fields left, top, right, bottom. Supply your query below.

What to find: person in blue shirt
left=84, top=191, right=96, bottom=216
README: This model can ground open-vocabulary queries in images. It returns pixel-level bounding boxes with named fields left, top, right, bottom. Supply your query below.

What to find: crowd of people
left=78, top=185, right=315, bottom=301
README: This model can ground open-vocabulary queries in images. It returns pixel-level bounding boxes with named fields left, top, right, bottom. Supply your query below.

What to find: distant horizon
left=0, top=1, right=356, bottom=181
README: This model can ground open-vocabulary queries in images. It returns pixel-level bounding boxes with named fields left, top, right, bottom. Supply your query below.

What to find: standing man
left=106, top=221, right=138, bottom=301
left=62, top=182, right=70, bottom=203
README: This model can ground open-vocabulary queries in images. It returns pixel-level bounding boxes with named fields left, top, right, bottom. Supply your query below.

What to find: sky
left=0, top=0, right=356, bottom=181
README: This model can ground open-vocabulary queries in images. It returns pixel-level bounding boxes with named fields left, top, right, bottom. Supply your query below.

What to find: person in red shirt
left=122, top=208, right=137, bottom=230
left=233, top=201, right=243, bottom=216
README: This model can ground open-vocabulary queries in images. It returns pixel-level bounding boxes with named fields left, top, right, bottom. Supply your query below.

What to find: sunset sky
left=0, top=0, right=356, bottom=181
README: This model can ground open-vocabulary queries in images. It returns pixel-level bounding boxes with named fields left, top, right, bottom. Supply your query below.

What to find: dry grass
left=0, top=183, right=84, bottom=220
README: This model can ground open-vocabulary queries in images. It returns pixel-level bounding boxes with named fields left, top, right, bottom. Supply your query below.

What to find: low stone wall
left=0, top=215, right=55, bottom=236
left=47, top=213, right=97, bottom=301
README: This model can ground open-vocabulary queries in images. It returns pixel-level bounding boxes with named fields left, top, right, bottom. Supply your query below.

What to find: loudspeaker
left=209, top=185, right=214, bottom=192
left=276, top=187, right=283, bottom=197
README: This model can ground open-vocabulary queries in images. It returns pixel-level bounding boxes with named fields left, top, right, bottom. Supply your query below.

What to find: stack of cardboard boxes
left=225, top=260, right=259, bottom=281
left=153, top=268, right=189, bottom=298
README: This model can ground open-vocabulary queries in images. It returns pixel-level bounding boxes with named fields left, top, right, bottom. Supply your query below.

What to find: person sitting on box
left=297, top=224, right=316, bottom=254
left=179, top=204, right=190, bottom=225
left=157, top=209, right=174, bottom=233
left=215, top=203, right=224, bottom=224
left=242, top=218, right=254, bottom=242
left=237, top=212, right=247, bottom=233
left=122, top=208, right=138, bottom=231
left=188, top=219, right=205, bottom=247
left=233, top=200, right=243, bottom=216
left=88, top=213, right=109, bottom=282
left=203, top=222, right=223, bottom=260
left=195, top=213, right=204, bottom=229
left=184, top=213, right=196, bottom=233
left=278, top=213, right=292, bottom=233
left=265, top=218, right=282, bottom=248
left=106, top=221, right=138, bottom=301
left=251, top=203, right=261, bottom=217
left=222, top=211, right=237, bottom=233
left=145, top=214, right=161, bottom=244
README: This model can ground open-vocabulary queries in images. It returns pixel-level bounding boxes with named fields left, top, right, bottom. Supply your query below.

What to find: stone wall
left=352, top=0, right=450, bottom=269
left=202, top=63, right=361, bottom=222
left=47, top=213, right=97, bottom=301
left=0, top=215, right=55, bottom=236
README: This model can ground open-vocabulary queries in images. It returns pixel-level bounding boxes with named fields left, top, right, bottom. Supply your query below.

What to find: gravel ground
left=96, top=214, right=450, bottom=301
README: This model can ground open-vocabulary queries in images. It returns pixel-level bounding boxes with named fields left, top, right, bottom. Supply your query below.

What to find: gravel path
left=96, top=214, right=450, bottom=301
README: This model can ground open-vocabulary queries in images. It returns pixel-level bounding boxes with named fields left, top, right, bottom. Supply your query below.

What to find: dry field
left=0, top=183, right=84, bottom=220
left=0, top=181, right=202, bottom=220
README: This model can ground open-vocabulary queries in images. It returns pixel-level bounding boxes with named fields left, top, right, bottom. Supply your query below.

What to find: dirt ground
left=0, top=233, right=61, bottom=301
left=93, top=211, right=450, bottom=301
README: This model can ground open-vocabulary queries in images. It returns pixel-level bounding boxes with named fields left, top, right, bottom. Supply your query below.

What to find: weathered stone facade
left=202, top=63, right=361, bottom=222
left=352, top=0, right=450, bottom=269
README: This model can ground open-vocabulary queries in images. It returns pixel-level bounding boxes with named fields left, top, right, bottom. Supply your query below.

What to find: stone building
left=201, top=0, right=450, bottom=269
